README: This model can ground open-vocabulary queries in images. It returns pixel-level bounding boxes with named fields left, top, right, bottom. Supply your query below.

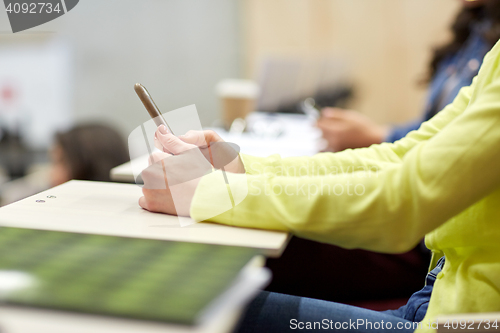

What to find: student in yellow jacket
left=140, top=32, right=500, bottom=333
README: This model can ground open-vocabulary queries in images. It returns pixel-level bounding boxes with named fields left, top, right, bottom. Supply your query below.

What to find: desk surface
left=0, top=180, right=289, bottom=257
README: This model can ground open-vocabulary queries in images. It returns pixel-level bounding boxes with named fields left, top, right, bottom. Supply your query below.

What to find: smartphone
left=134, top=83, right=175, bottom=135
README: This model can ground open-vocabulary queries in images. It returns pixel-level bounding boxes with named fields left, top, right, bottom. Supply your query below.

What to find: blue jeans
left=234, top=257, right=445, bottom=333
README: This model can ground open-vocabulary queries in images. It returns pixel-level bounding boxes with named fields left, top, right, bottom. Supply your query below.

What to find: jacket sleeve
left=241, top=79, right=475, bottom=178
left=191, top=63, right=500, bottom=253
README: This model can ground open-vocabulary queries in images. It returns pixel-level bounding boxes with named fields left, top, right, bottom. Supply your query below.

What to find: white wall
left=0, top=0, right=242, bottom=140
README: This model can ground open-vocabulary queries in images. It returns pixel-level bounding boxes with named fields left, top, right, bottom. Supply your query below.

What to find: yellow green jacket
left=191, top=40, right=500, bottom=332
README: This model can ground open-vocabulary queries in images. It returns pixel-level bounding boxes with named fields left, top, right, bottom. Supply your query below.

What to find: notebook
left=0, top=227, right=262, bottom=326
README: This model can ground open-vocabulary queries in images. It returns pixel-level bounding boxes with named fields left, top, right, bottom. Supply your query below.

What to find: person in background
left=317, top=0, right=500, bottom=152
left=50, top=124, right=129, bottom=187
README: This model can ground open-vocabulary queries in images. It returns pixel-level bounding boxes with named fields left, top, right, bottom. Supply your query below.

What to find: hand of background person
left=140, top=126, right=244, bottom=216
left=316, top=108, right=390, bottom=152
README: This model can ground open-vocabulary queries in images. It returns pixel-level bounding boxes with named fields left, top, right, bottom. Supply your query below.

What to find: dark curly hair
left=428, top=1, right=500, bottom=81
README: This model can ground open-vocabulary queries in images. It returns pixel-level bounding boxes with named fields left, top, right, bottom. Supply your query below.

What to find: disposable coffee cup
left=216, top=79, right=259, bottom=129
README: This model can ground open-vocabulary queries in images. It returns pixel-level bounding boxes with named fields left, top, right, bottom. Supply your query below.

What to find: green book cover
left=0, top=227, right=258, bottom=325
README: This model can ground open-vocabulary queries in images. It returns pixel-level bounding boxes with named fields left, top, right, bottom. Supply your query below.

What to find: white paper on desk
left=216, top=112, right=325, bottom=158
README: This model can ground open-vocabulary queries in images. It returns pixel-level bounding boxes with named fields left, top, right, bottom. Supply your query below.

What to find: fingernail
left=159, top=125, right=168, bottom=135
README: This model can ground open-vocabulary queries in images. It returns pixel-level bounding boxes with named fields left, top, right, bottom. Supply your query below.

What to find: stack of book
left=0, top=227, right=270, bottom=333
